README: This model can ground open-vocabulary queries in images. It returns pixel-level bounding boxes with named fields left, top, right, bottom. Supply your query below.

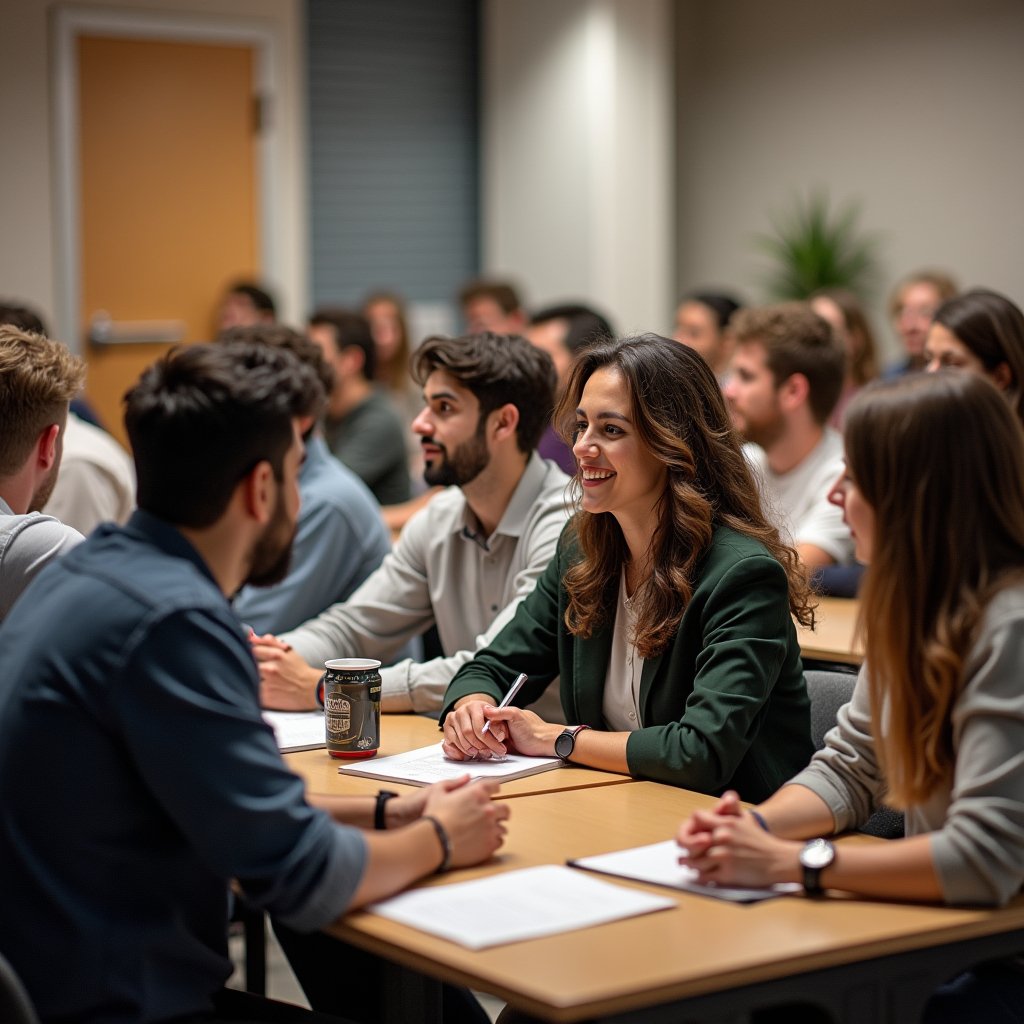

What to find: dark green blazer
left=443, top=523, right=812, bottom=802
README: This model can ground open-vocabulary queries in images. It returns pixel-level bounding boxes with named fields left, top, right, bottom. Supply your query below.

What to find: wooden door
left=78, top=35, right=259, bottom=443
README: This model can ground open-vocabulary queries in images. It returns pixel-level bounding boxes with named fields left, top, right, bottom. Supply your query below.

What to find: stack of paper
left=262, top=710, right=325, bottom=752
left=337, top=742, right=562, bottom=787
left=571, top=839, right=802, bottom=903
left=369, top=864, right=676, bottom=949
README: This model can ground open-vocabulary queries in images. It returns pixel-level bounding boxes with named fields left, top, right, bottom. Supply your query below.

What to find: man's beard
left=246, top=484, right=296, bottom=588
left=30, top=463, right=60, bottom=513
left=422, top=418, right=491, bottom=488
left=736, top=404, right=785, bottom=451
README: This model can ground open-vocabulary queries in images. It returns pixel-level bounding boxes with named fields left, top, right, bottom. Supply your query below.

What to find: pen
left=480, top=673, right=528, bottom=736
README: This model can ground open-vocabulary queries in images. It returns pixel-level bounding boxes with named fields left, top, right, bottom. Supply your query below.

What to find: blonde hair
left=0, top=326, right=85, bottom=476
left=846, top=372, right=1024, bottom=806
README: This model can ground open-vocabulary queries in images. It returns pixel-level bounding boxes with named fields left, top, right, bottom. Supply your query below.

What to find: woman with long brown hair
left=440, top=334, right=815, bottom=800
left=679, top=371, right=1024, bottom=1020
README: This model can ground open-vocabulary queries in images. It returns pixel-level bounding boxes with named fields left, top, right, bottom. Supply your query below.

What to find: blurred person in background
left=672, top=290, right=743, bottom=382
left=458, top=278, right=527, bottom=335
left=886, top=269, right=957, bottom=376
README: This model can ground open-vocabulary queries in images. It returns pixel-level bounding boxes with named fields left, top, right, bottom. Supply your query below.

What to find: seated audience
left=253, top=332, right=572, bottom=717
left=220, top=325, right=393, bottom=635
left=217, top=279, right=277, bottom=331
left=362, top=290, right=428, bottom=486
left=43, top=411, right=136, bottom=534
left=309, top=307, right=411, bottom=506
left=458, top=278, right=527, bottom=334
left=441, top=335, right=814, bottom=800
left=678, top=371, right=1024, bottom=1021
left=725, top=303, right=854, bottom=570
left=885, top=268, right=958, bottom=376
left=527, top=302, right=615, bottom=474
left=809, top=287, right=881, bottom=430
left=672, top=290, right=743, bottom=381
left=0, top=341, right=508, bottom=1023
left=0, top=325, right=84, bottom=622
left=924, top=288, right=1024, bottom=422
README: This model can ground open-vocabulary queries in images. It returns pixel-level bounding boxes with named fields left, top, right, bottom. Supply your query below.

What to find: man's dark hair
left=412, top=332, right=556, bottom=454
left=457, top=279, right=523, bottom=316
left=529, top=303, right=615, bottom=356
left=683, top=291, right=743, bottom=332
left=309, top=308, right=377, bottom=382
left=227, top=281, right=277, bottom=318
left=216, top=324, right=331, bottom=429
left=124, top=343, right=318, bottom=528
left=0, top=301, right=48, bottom=335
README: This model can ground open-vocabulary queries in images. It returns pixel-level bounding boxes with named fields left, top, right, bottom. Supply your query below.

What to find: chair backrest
left=803, top=669, right=905, bottom=841
left=805, top=669, right=857, bottom=750
left=0, top=952, right=40, bottom=1024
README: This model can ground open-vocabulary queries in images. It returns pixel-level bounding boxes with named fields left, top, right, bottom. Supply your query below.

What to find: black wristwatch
left=799, top=837, right=836, bottom=895
left=554, top=725, right=590, bottom=762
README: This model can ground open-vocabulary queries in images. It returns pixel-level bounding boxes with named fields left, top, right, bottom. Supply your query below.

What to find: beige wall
left=675, top=0, right=1024, bottom=362
left=482, top=0, right=675, bottom=335
left=0, top=0, right=305, bottom=347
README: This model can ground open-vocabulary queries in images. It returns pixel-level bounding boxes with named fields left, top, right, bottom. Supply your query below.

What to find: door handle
left=88, top=311, right=187, bottom=346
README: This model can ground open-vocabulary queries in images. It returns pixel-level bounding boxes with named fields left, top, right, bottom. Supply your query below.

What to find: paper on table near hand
left=368, top=864, right=676, bottom=949
left=570, top=839, right=802, bottom=903
left=262, top=710, right=325, bottom=752
left=336, top=742, right=562, bottom=787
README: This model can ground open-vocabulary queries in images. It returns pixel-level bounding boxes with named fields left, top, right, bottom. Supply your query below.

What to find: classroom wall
left=0, top=0, right=306, bottom=338
left=481, top=0, right=675, bottom=335
left=674, top=0, right=1024, bottom=362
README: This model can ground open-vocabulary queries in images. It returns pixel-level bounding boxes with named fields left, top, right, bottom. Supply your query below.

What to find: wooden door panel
left=78, top=35, right=258, bottom=441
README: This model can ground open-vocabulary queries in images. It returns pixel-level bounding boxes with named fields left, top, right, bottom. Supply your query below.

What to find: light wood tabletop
left=284, top=712, right=634, bottom=800
left=331, top=782, right=1024, bottom=1023
left=797, top=596, right=864, bottom=666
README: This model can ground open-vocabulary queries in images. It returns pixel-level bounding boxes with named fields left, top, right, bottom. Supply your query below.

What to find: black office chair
left=804, top=669, right=904, bottom=841
left=0, top=952, right=40, bottom=1024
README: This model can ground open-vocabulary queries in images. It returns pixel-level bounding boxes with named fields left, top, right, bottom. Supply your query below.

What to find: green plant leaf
left=753, top=190, right=882, bottom=301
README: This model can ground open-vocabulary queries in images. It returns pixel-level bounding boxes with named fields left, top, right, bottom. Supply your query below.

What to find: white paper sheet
left=262, top=710, right=325, bottom=752
left=368, top=864, right=676, bottom=949
left=571, top=839, right=802, bottom=903
left=336, top=742, right=562, bottom=787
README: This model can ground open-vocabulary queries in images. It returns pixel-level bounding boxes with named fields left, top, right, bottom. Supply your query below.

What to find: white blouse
left=601, top=569, right=645, bottom=732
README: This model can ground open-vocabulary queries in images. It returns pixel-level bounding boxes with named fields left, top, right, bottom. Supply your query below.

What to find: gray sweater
left=791, top=582, right=1024, bottom=906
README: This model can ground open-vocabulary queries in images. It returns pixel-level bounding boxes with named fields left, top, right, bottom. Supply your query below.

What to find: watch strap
left=375, top=790, right=398, bottom=830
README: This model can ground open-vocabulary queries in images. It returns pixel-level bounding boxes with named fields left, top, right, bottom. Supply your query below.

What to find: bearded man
left=254, top=331, right=571, bottom=719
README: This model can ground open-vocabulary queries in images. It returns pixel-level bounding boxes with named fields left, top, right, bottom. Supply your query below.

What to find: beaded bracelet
left=422, top=814, right=452, bottom=872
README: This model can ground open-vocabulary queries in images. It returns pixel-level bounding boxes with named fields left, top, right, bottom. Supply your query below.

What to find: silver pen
left=480, top=673, right=528, bottom=736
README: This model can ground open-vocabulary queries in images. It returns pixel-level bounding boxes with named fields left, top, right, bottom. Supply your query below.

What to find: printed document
left=369, top=864, right=676, bottom=949
left=262, top=710, right=325, bottom=752
left=337, top=742, right=562, bottom=787
left=571, top=839, right=802, bottom=903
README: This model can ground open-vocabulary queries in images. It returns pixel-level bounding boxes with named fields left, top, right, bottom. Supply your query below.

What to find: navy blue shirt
left=0, top=511, right=366, bottom=1023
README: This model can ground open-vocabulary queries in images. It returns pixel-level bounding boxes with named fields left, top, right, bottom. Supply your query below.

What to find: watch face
left=554, top=731, right=574, bottom=759
left=800, top=837, right=835, bottom=870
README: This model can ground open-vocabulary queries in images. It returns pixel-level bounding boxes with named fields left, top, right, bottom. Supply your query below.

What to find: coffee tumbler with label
left=323, top=659, right=381, bottom=759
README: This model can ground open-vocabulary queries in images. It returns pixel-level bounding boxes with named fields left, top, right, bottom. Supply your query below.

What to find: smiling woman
left=441, top=335, right=816, bottom=799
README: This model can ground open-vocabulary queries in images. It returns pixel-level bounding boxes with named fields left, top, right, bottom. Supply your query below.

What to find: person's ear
left=489, top=403, right=520, bottom=443
left=241, top=460, right=275, bottom=524
left=778, top=372, right=810, bottom=412
left=36, top=423, right=61, bottom=470
left=991, top=361, right=1013, bottom=393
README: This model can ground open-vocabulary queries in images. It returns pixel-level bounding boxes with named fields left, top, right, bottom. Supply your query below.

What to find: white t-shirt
left=744, top=428, right=854, bottom=565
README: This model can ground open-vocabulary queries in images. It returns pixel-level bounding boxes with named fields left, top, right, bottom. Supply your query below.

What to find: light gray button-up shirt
left=282, top=453, right=572, bottom=716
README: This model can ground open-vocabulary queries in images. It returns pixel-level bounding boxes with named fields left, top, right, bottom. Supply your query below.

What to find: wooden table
left=797, top=596, right=864, bottom=667
left=331, top=783, right=1024, bottom=1024
left=285, top=713, right=634, bottom=800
